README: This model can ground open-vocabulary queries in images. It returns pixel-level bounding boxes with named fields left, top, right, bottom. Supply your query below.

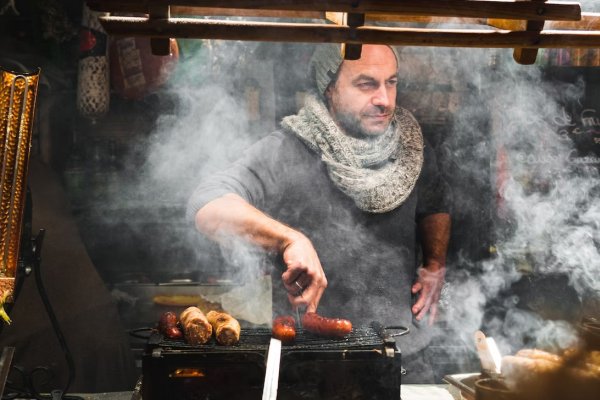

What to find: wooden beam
left=98, top=16, right=600, bottom=48
left=170, top=7, right=322, bottom=19
left=359, top=13, right=600, bottom=31
left=513, top=0, right=547, bottom=65
left=490, top=13, right=600, bottom=31
left=545, top=12, right=600, bottom=30
left=87, top=0, right=581, bottom=21
left=326, top=12, right=486, bottom=26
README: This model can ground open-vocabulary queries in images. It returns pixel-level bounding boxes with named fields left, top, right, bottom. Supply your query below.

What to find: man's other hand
left=411, top=263, right=446, bottom=326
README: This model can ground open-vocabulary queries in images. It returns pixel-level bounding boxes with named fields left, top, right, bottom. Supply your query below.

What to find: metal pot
left=475, top=378, right=516, bottom=400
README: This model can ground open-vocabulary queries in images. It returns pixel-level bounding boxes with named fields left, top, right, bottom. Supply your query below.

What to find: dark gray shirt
left=187, top=131, right=450, bottom=354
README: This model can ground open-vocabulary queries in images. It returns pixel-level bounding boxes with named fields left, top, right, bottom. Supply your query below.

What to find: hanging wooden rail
left=88, top=0, right=581, bottom=21
left=87, top=0, right=598, bottom=64
left=99, top=16, right=600, bottom=49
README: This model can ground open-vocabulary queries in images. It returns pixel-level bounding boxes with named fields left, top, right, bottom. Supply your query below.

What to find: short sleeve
left=185, top=132, right=291, bottom=223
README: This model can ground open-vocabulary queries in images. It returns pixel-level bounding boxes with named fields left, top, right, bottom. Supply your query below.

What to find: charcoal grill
left=141, top=322, right=405, bottom=400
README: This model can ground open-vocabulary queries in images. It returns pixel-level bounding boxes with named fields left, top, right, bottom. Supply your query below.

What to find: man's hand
left=280, top=233, right=327, bottom=313
left=411, top=262, right=446, bottom=326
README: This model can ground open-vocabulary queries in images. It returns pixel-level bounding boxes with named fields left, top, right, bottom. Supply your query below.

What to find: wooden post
left=342, top=13, right=365, bottom=60
left=149, top=4, right=172, bottom=56
left=513, top=0, right=547, bottom=65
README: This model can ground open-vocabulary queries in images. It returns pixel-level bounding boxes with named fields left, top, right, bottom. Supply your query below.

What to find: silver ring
left=293, top=281, right=304, bottom=296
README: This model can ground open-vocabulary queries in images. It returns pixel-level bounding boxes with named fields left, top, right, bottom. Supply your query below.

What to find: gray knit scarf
left=281, top=94, right=424, bottom=213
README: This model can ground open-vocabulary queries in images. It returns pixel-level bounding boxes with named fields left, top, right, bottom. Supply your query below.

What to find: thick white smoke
left=111, top=6, right=599, bottom=362
left=427, top=13, right=599, bottom=356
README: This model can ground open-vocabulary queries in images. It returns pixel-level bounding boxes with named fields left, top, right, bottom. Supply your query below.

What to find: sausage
left=158, top=311, right=177, bottom=331
left=301, top=312, right=352, bottom=338
left=163, top=325, right=183, bottom=340
left=272, top=315, right=296, bottom=344
left=207, top=310, right=241, bottom=346
left=157, top=311, right=183, bottom=339
left=180, top=306, right=213, bottom=345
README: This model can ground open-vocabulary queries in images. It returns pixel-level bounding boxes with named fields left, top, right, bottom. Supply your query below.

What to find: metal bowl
left=475, top=378, right=516, bottom=400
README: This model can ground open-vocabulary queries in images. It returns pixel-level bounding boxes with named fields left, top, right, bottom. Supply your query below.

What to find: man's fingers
left=287, top=273, right=325, bottom=313
left=413, top=284, right=436, bottom=320
left=412, top=292, right=425, bottom=315
left=308, top=279, right=326, bottom=313
left=281, top=263, right=306, bottom=284
left=416, top=295, right=433, bottom=321
left=282, top=265, right=311, bottom=297
left=411, top=282, right=422, bottom=294
left=280, top=240, right=326, bottom=316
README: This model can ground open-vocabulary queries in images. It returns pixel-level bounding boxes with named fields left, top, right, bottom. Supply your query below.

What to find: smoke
left=392, top=1, right=600, bottom=366
left=131, top=40, right=261, bottom=203
left=104, top=7, right=600, bottom=358
left=424, top=13, right=600, bottom=356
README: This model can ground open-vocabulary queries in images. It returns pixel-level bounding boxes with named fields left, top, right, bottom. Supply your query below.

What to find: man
left=187, top=44, right=451, bottom=382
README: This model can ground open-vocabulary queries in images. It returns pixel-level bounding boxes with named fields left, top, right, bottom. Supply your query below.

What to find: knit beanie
left=309, top=44, right=400, bottom=97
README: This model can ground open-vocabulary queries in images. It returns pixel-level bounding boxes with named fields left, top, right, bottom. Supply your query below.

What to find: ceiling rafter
left=87, top=1, right=600, bottom=65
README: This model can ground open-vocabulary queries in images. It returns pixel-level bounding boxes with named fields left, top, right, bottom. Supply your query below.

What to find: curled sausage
left=301, top=312, right=352, bottom=338
left=272, top=315, right=296, bottom=344
left=180, top=306, right=213, bottom=345
left=207, top=310, right=241, bottom=346
left=157, top=311, right=183, bottom=339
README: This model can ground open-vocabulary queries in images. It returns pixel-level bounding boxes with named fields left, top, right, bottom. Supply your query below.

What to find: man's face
left=325, top=45, right=398, bottom=137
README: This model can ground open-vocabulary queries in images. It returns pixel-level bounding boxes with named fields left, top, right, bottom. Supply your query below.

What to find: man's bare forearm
left=197, top=194, right=328, bottom=311
left=195, top=193, right=301, bottom=253
left=418, top=213, right=451, bottom=269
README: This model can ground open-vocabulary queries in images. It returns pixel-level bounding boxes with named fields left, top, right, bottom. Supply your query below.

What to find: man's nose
left=372, top=85, right=390, bottom=108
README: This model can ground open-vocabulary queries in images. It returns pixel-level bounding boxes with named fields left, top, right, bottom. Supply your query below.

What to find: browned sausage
left=302, top=312, right=352, bottom=338
left=272, top=315, right=296, bottom=344
left=158, top=311, right=177, bottom=331
left=163, top=325, right=183, bottom=339
left=158, top=311, right=183, bottom=339
left=180, top=306, right=213, bottom=345
left=207, top=310, right=241, bottom=346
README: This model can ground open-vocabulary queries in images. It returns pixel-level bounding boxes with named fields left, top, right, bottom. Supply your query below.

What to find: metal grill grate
left=153, top=326, right=387, bottom=353
left=142, top=324, right=403, bottom=400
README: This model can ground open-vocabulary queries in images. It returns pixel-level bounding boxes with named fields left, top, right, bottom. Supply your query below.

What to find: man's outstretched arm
left=196, top=193, right=327, bottom=313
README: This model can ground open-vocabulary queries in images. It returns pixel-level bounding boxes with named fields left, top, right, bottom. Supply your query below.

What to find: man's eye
left=357, top=82, right=377, bottom=89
